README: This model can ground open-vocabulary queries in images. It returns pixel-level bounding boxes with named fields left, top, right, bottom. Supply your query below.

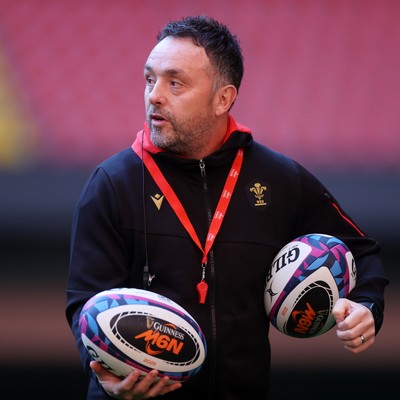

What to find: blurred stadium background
left=0, top=1, right=398, bottom=399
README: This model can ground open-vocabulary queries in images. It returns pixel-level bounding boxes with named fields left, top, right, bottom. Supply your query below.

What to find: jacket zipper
left=199, top=159, right=217, bottom=397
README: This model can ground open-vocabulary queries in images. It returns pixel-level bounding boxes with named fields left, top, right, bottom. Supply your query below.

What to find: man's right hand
left=90, top=361, right=182, bottom=399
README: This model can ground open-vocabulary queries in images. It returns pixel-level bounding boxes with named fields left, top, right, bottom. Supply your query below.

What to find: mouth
left=149, top=113, right=168, bottom=123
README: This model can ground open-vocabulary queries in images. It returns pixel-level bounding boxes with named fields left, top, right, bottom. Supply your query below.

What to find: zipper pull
left=199, top=159, right=206, bottom=177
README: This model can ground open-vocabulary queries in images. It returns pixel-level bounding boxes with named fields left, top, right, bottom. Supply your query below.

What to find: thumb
left=90, top=361, right=115, bottom=380
left=332, top=298, right=351, bottom=325
left=90, top=360, right=103, bottom=373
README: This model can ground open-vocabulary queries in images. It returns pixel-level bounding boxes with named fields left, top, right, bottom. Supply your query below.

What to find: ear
left=214, top=85, right=238, bottom=116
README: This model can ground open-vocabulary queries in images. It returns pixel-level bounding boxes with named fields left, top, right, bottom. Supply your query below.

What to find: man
left=66, top=15, right=388, bottom=400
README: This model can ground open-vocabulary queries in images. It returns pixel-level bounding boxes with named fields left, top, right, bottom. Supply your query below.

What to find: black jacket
left=66, top=117, right=388, bottom=400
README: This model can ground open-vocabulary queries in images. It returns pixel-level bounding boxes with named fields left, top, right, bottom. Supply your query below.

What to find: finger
left=90, top=361, right=120, bottom=382
left=90, top=361, right=146, bottom=397
left=339, top=329, right=375, bottom=353
left=132, top=370, right=160, bottom=392
left=90, top=360, right=104, bottom=374
left=146, top=375, right=183, bottom=397
left=90, top=363, right=182, bottom=398
left=118, top=370, right=144, bottom=392
left=332, top=298, right=351, bottom=325
left=343, top=335, right=375, bottom=353
left=131, top=371, right=183, bottom=397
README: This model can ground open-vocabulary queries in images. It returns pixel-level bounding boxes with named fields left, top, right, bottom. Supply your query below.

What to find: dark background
left=0, top=1, right=398, bottom=399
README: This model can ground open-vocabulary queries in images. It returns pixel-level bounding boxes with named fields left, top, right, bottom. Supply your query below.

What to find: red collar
left=132, top=114, right=252, bottom=155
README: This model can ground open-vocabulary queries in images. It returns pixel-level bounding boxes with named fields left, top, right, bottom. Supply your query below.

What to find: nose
left=147, top=80, right=166, bottom=106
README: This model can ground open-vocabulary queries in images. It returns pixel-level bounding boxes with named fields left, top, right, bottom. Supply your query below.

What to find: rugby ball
left=264, top=233, right=356, bottom=338
left=79, top=288, right=207, bottom=383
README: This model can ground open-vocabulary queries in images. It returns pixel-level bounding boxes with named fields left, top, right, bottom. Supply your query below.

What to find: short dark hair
left=157, top=15, right=244, bottom=92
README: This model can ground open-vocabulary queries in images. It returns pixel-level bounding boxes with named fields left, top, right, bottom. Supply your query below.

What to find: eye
left=145, top=75, right=155, bottom=86
left=170, top=80, right=182, bottom=88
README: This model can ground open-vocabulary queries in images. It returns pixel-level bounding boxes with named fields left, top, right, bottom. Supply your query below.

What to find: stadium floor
left=1, top=365, right=397, bottom=399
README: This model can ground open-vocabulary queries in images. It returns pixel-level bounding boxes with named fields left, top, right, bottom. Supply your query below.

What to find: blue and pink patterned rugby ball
left=79, top=288, right=207, bottom=382
left=264, top=233, right=356, bottom=338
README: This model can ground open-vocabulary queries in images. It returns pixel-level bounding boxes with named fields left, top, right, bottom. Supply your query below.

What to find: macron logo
left=151, top=194, right=164, bottom=210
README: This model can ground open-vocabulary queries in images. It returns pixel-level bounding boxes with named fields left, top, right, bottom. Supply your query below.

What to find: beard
left=148, top=107, right=216, bottom=158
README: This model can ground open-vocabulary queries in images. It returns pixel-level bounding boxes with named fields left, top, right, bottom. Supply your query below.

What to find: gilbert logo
left=151, top=193, right=164, bottom=210
left=266, top=246, right=300, bottom=284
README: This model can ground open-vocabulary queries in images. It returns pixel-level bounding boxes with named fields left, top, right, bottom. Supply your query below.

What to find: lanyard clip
left=201, top=262, right=207, bottom=280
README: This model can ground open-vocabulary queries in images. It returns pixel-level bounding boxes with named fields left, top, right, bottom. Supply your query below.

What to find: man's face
left=144, top=36, right=218, bottom=158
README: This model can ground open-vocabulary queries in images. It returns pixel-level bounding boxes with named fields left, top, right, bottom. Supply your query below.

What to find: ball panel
left=264, top=233, right=356, bottom=338
left=79, top=288, right=207, bottom=382
left=276, top=266, right=338, bottom=337
left=264, top=240, right=313, bottom=317
left=96, top=305, right=205, bottom=372
left=82, top=333, right=141, bottom=378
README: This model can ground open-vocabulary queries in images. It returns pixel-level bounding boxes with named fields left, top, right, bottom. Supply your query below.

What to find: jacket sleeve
left=294, top=163, right=389, bottom=333
left=65, top=166, right=132, bottom=374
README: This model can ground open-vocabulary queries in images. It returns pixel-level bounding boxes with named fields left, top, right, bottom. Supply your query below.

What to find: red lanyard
left=133, top=140, right=244, bottom=303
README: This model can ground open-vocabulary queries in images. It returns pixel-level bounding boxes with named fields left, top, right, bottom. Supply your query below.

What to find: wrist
left=359, top=301, right=383, bottom=334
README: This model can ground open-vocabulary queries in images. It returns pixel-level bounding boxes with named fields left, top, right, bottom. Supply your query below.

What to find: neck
left=186, top=115, right=229, bottom=160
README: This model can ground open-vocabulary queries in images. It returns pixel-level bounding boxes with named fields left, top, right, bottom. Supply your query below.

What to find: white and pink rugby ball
left=79, top=288, right=207, bottom=383
left=264, top=233, right=356, bottom=338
